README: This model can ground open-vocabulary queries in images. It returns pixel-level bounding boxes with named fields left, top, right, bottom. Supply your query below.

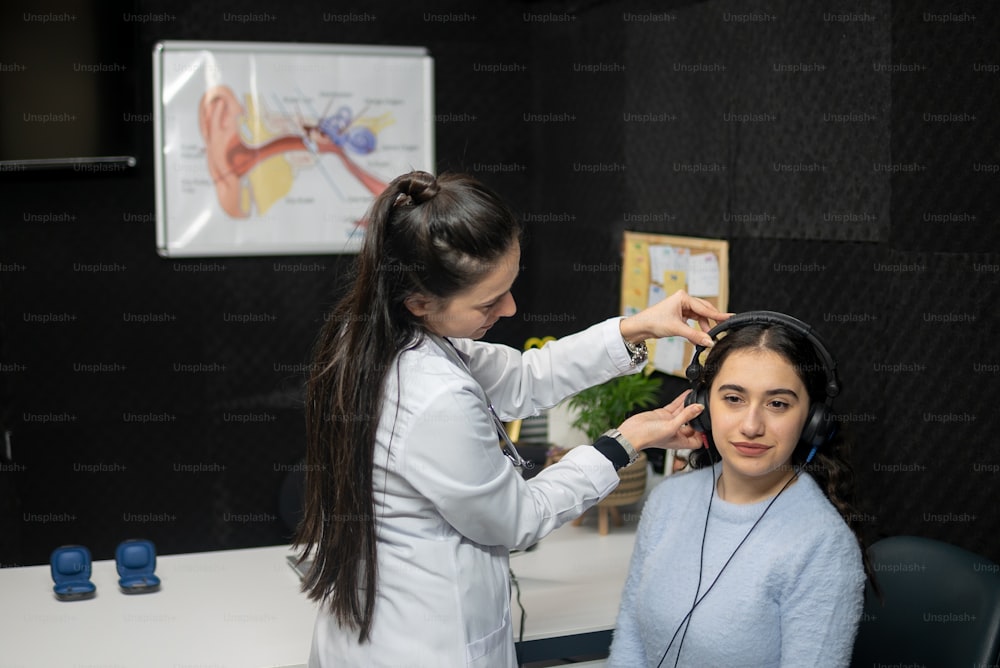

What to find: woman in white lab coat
left=295, top=170, right=727, bottom=667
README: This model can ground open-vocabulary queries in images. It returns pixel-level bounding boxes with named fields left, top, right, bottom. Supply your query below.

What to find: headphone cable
left=510, top=566, right=527, bottom=665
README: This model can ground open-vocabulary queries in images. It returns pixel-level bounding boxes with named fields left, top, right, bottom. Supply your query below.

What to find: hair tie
left=416, top=180, right=441, bottom=202
left=393, top=192, right=414, bottom=208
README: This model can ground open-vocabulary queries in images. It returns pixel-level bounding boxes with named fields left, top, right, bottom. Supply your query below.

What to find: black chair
left=851, top=535, right=1000, bottom=668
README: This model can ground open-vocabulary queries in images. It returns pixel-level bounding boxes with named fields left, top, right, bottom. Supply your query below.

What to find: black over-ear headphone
left=683, top=311, right=841, bottom=462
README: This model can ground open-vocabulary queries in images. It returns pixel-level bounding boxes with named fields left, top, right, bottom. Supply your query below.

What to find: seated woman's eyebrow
left=716, top=383, right=800, bottom=399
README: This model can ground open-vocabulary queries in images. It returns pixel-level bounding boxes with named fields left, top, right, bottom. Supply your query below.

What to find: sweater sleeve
left=777, top=527, right=866, bottom=668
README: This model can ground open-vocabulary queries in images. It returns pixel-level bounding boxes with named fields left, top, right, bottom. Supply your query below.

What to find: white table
left=511, top=517, right=636, bottom=662
left=0, top=513, right=639, bottom=667
left=0, top=544, right=317, bottom=668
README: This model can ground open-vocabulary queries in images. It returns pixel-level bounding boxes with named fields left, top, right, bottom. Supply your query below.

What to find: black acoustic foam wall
left=2, top=0, right=998, bottom=569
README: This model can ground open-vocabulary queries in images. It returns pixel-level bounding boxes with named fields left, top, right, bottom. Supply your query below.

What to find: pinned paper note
left=661, top=271, right=686, bottom=297
left=653, top=335, right=686, bottom=372
left=649, top=245, right=690, bottom=279
left=622, top=239, right=651, bottom=317
left=648, top=282, right=666, bottom=308
left=688, top=253, right=720, bottom=297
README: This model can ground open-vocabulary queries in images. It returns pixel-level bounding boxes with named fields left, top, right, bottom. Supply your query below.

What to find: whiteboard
left=153, top=40, right=434, bottom=257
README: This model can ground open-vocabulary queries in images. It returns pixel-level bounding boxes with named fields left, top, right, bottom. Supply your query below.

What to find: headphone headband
left=684, top=310, right=840, bottom=401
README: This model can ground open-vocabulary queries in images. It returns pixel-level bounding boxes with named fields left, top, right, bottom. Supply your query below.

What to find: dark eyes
left=722, top=394, right=791, bottom=410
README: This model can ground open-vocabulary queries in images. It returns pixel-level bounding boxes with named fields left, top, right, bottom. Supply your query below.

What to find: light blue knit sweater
left=608, top=466, right=865, bottom=668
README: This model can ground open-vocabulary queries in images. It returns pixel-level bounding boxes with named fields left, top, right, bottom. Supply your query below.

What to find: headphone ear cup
left=685, top=386, right=711, bottom=433
left=799, top=404, right=836, bottom=454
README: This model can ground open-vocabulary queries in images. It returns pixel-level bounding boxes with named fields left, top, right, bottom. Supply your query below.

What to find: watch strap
left=602, top=428, right=640, bottom=466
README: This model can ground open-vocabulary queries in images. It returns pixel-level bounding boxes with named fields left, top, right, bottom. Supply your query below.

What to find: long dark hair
left=688, top=323, right=878, bottom=591
left=292, top=171, right=521, bottom=642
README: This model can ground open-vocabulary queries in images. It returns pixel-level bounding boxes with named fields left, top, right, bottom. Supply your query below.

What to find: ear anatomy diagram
left=198, top=85, right=390, bottom=219
left=154, top=42, right=433, bottom=257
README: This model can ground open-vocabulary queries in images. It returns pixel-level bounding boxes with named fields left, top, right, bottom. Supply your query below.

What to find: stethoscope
left=429, top=334, right=534, bottom=472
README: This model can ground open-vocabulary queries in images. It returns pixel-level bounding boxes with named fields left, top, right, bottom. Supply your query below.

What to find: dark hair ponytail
left=293, top=171, right=521, bottom=642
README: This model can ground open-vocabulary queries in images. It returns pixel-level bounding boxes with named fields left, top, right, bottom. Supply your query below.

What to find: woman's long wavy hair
left=687, top=323, right=878, bottom=592
left=293, top=171, right=522, bottom=642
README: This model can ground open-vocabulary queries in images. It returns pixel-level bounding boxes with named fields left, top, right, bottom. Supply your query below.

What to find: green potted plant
left=566, top=372, right=663, bottom=442
left=563, top=371, right=662, bottom=534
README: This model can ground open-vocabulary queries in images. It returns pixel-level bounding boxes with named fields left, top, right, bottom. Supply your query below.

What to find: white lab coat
left=308, top=318, right=637, bottom=667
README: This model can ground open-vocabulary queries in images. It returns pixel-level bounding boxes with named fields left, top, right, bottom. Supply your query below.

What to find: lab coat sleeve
left=399, top=374, right=621, bottom=549
left=452, top=317, right=638, bottom=420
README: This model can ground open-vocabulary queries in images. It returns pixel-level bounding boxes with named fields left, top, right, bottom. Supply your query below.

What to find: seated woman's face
left=708, top=348, right=811, bottom=479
